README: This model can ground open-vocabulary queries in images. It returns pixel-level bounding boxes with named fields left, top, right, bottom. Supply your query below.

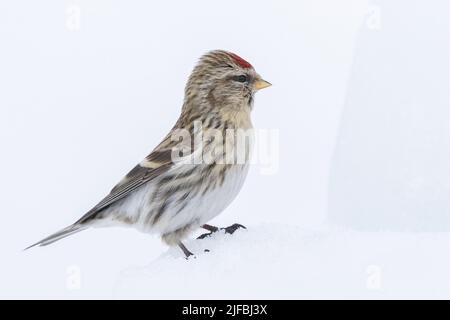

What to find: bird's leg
left=197, top=223, right=246, bottom=239
left=178, top=242, right=194, bottom=259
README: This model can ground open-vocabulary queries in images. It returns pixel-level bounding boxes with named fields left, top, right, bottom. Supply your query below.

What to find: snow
left=4, top=222, right=450, bottom=299
left=111, top=224, right=450, bottom=299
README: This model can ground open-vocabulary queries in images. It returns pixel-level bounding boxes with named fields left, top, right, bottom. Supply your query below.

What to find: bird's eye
left=234, top=75, right=248, bottom=83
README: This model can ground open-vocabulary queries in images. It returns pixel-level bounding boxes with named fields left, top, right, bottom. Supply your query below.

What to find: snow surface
left=108, top=224, right=450, bottom=299
left=5, top=223, right=450, bottom=299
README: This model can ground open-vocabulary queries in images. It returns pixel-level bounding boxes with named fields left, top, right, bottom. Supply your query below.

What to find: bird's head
left=182, top=50, right=271, bottom=117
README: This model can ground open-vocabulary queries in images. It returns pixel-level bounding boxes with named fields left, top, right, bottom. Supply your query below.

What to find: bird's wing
left=75, top=142, right=175, bottom=224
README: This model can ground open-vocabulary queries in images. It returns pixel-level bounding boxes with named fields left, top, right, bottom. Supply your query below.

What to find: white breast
left=163, top=164, right=250, bottom=233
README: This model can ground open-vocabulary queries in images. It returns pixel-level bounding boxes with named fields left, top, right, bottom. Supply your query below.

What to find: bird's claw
left=197, top=223, right=246, bottom=239
left=197, top=232, right=214, bottom=240
left=223, top=223, right=246, bottom=235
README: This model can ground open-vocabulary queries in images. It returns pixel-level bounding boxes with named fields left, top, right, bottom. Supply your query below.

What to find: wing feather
left=75, top=147, right=174, bottom=224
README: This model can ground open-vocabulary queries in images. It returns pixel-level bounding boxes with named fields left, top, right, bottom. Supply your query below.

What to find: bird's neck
left=218, top=105, right=253, bottom=130
left=178, top=101, right=253, bottom=131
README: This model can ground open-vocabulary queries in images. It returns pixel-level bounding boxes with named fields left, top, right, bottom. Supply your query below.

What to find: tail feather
left=24, top=224, right=87, bottom=250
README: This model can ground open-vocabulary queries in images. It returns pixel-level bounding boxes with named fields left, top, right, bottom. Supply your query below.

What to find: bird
left=26, top=50, right=271, bottom=258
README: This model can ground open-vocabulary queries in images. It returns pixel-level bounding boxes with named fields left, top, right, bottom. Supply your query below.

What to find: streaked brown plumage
left=26, top=50, right=271, bottom=258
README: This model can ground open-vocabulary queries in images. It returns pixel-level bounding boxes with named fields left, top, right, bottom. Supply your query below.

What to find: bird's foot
left=197, top=223, right=246, bottom=239
left=197, top=231, right=214, bottom=239
left=223, top=223, right=246, bottom=235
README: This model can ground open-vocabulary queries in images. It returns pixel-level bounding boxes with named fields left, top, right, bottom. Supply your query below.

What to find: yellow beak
left=253, top=79, right=272, bottom=90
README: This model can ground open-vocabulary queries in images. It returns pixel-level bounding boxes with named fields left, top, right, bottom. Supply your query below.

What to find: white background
left=2, top=0, right=449, bottom=299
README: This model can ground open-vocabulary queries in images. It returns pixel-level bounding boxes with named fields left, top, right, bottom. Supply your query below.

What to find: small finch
left=26, top=50, right=271, bottom=258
